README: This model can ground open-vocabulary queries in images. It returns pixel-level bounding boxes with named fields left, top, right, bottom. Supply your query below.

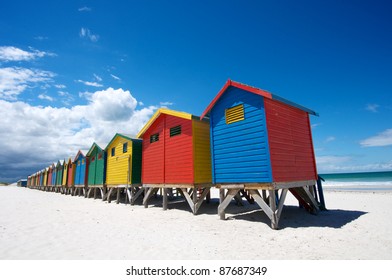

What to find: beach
left=0, top=185, right=391, bottom=260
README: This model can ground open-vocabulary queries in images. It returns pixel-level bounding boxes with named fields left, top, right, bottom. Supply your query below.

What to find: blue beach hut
left=200, top=80, right=322, bottom=229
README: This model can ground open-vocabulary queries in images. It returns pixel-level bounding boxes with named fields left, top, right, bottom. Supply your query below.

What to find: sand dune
left=0, top=185, right=391, bottom=259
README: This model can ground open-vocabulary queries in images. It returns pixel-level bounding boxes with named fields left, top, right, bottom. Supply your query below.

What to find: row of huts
left=27, top=80, right=325, bottom=229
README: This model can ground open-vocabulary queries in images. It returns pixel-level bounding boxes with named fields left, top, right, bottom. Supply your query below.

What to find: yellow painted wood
left=137, top=108, right=193, bottom=138
left=62, top=161, right=68, bottom=186
left=192, top=119, right=212, bottom=184
left=225, top=104, right=244, bottom=124
left=106, top=135, right=133, bottom=185
left=43, top=168, right=48, bottom=186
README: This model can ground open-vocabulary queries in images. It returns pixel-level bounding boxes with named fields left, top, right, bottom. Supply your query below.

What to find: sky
left=0, top=0, right=392, bottom=182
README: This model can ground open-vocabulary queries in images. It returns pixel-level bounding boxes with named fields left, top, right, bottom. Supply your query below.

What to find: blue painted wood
left=74, top=153, right=86, bottom=185
left=52, top=169, right=57, bottom=186
left=210, top=86, right=272, bottom=183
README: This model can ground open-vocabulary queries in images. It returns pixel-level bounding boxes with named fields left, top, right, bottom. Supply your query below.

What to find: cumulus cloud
left=0, top=67, right=55, bottom=100
left=0, top=88, right=158, bottom=182
left=0, top=46, right=55, bottom=61
left=360, top=129, right=392, bottom=147
left=79, top=28, right=99, bottom=42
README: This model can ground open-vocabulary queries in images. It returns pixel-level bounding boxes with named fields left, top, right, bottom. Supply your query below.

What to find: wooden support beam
left=143, top=187, right=156, bottom=208
left=107, top=188, right=114, bottom=203
left=181, top=189, right=195, bottom=212
left=302, top=186, right=320, bottom=212
left=116, top=188, right=121, bottom=204
left=248, top=189, right=274, bottom=220
left=219, top=189, right=225, bottom=220
left=276, top=189, right=288, bottom=221
left=163, top=188, right=168, bottom=211
left=218, top=189, right=239, bottom=220
left=269, top=190, right=278, bottom=229
left=194, top=187, right=211, bottom=214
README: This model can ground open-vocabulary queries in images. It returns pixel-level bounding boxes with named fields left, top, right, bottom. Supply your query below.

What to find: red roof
left=200, top=79, right=317, bottom=119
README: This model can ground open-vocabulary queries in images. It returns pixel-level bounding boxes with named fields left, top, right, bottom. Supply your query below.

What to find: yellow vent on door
left=225, top=104, right=244, bottom=124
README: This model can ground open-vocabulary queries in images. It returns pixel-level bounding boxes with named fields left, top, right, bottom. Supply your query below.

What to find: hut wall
left=62, top=162, right=68, bottom=186
left=209, top=87, right=272, bottom=184
left=52, top=169, right=57, bottom=186
left=87, top=147, right=106, bottom=185
left=47, top=168, right=53, bottom=186
left=141, top=115, right=165, bottom=184
left=74, top=156, right=87, bottom=185
left=67, top=162, right=74, bottom=186
left=131, top=141, right=142, bottom=184
left=56, top=164, right=63, bottom=186
left=106, top=137, right=138, bottom=185
left=164, top=114, right=193, bottom=184
left=192, top=119, right=212, bottom=184
left=264, top=99, right=318, bottom=182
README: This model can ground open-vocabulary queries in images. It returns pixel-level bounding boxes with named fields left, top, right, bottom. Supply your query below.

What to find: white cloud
left=55, top=84, right=66, bottom=89
left=360, top=129, right=392, bottom=147
left=0, top=88, right=157, bottom=181
left=76, top=79, right=103, bottom=87
left=366, top=104, right=379, bottom=113
left=78, top=6, right=92, bottom=12
left=0, top=67, right=55, bottom=100
left=160, top=101, right=173, bottom=107
left=0, top=46, right=55, bottom=61
left=93, top=74, right=102, bottom=82
left=110, top=74, right=121, bottom=81
left=38, top=94, right=54, bottom=101
left=79, top=28, right=99, bottom=42
left=325, top=136, right=336, bottom=143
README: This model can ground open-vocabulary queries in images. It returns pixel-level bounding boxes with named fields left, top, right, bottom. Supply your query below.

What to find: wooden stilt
left=269, top=190, right=278, bottom=229
left=116, top=188, right=120, bottom=204
left=163, top=188, right=168, bottom=210
left=107, top=188, right=114, bottom=203
left=219, top=189, right=225, bottom=220
left=218, top=189, right=239, bottom=220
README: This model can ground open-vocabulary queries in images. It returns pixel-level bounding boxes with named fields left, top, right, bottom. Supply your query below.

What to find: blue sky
left=1, top=0, right=392, bottom=182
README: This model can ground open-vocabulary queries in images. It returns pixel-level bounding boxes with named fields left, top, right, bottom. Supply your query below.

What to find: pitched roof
left=86, top=142, right=103, bottom=157
left=137, top=108, right=203, bottom=138
left=73, top=150, right=85, bottom=162
left=104, top=133, right=141, bottom=151
left=200, top=79, right=318, bottom=119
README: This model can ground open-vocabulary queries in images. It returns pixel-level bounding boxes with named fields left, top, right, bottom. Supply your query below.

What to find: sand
left=0, top=185, right=391, bottom=260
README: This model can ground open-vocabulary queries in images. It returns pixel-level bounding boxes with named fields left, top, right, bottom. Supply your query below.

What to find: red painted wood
left=141, top=115, right=165, bottom=183
left=164, top=115, right=193, bottom=184
left=265, top=98, right=317, bottom=182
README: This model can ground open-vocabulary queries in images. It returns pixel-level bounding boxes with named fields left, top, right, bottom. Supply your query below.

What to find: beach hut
left=200, top=80, right=322, bottom=229
left=61, top=159, right=68, bottom=194
left=137, top=108, right=212, bottom=214
left=86, top=143, right=106, bottom=199
left=47, top=164, right=54, bottom=191
left=104, top=133, right=142, bottom=204
left=17, top=179, right=27, bottom=187
left=42, top=168, right=48, bottom=189
left=73, top=151, right=87, bottom=196
left=65, top=157, right=74, bottom=195
left=51, top=162, right=57, bottom=191
left=55, top=161, right=64, bottom=193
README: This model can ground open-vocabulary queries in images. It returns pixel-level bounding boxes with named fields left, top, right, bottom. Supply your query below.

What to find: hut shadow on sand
left=226, top=204, right=367, bottom=229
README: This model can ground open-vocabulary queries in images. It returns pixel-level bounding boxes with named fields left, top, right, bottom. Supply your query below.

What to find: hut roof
left=104, top=133, right=141, bottom=151
left=73, top=150, right=85, bottom=162
left=137, top=108, right=204, bottom=138
left=200, top=79, right=318, bottom=119
left=86, top=142, right=104, bottom=157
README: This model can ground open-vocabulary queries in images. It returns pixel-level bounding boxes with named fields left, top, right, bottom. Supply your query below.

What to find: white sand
left=0, top=186, right=391, bottom=260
